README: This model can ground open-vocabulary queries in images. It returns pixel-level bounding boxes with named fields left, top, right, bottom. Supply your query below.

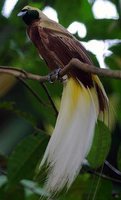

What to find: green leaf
left=105, top=43, right=121, bottom=70
left=0, top=101, right=37, bottom=126
left=0, top=101, right=15, bottom=110
left=85, top=178, right=112, bottom=200
left=7, top=133, right=49, bottom=185
left=87, top=121, right=111, bottom=168
left=27, top=2, right=44, bottom=9
left=61, top=174, right=112, bottom=200
left=60, top=174, right=90, bottom=200
left=0, top=183, right=25, bottom=200
left=21, top=179, right=49, bottom=197
left=85, top=19, right=121, bottom=40
left=77, top=0, right=94, bottom=21
left=25, top=194, right=39, bottom=200
left=54, top=0, right=93, bottom=27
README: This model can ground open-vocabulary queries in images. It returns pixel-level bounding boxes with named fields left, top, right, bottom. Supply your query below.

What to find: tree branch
left=87, top=169, right=121, bottom=184
left=1, top=58, right=121, bottom=83
left=65, top=59, right=121, bottom=79
left=0, top=66, right=48, bottom=82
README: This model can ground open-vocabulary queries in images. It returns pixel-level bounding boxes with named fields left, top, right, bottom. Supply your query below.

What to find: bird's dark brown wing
left=42, top=27, right=93, bottom=65
left=39, top=27, right=93, bottom=87
left=27, top=25, right=65, bottom=70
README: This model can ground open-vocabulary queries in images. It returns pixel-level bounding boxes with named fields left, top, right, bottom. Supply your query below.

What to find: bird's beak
left=17, top=11, right=27, bottom=17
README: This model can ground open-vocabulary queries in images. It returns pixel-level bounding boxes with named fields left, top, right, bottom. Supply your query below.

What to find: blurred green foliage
left=0, top=0, right=121, bottom=199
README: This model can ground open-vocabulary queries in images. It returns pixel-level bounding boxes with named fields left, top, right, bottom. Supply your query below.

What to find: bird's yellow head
left=17, top=6, right=41, bottom=25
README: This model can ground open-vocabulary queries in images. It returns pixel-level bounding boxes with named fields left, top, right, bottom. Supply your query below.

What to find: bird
left=18, top=5, right=108, bottom=195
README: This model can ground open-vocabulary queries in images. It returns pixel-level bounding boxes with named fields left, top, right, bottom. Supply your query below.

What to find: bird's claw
left=48, top=68, right=61, bottom=83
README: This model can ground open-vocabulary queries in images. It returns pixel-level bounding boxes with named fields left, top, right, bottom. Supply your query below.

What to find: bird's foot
left=48, top=68, right=61, bottom=83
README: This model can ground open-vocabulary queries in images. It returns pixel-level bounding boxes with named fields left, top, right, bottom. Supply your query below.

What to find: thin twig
left=105, top=160, right=121, bottom=176
left=41, top=83, right=58, bottom=117
left=62, top=58, right=121, bottom=80
left=1, top=58, right=121, bottom=83
left=0, top=66, right=48, bottom=82
left=87, top=169, right=121, bottom=184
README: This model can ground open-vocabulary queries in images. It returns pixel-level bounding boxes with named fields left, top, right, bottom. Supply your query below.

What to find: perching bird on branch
left=18, top=6, right=108, bottom=195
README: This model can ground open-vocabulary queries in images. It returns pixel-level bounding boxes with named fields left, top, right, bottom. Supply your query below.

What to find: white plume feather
left=40, top=78, right=99, bottom=193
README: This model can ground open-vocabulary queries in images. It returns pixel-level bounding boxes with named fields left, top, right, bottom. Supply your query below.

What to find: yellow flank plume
left=92, top=74, right=109, bottom=123
left=64, top=78, right=81, bottom=112
left=92, top=75, right=108, bottom=101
